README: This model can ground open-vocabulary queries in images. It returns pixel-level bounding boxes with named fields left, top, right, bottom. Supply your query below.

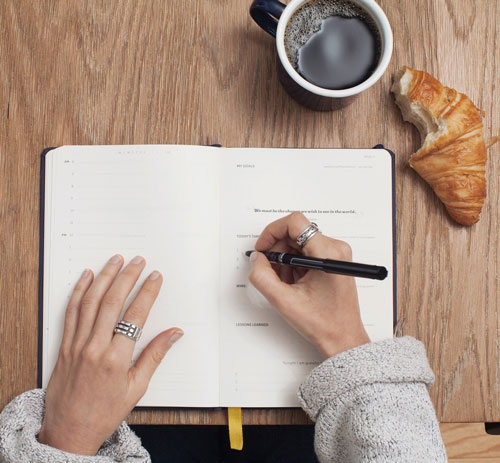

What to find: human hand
left=249, top=212, right=370, bottom=358
left=38, top=255, right=183, bottom=455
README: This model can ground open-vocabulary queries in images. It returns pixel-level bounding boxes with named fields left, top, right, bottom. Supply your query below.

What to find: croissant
left=391, top=66, right=487, bottom=226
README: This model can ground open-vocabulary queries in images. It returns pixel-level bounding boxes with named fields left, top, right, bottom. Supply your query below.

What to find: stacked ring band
left=114, top=320, right=142, bottom=342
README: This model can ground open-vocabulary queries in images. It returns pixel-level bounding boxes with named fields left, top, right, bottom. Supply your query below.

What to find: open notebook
left=40, top=145, right=396, bottom=407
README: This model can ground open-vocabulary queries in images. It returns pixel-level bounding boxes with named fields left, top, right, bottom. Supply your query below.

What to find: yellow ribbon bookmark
left=228, top=407, right=243, bottom=450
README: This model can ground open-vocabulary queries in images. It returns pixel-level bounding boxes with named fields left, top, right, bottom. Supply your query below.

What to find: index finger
left=255, top=212, right=324, bottom=256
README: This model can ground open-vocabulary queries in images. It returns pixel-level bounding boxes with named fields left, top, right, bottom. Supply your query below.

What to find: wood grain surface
left=1, top=0, right=499, bottom=447
left=442, top=423, right=500, bottom=459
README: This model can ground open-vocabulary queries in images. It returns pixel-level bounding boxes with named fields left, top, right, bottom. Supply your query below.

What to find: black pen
left=245, top=250, right=388, bottom=280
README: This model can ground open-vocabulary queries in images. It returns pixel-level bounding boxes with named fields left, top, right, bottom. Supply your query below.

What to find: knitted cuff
left=0, top=389, right=150, bottom=462
left=298, top=336, right=435, bottom=421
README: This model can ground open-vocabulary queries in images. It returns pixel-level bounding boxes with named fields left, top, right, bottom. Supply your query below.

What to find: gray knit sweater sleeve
left=0, top=337, right=446, bottom=461
left=0, top=389, right=150, bottom=462
left=298, top=336, right=447, bottom=462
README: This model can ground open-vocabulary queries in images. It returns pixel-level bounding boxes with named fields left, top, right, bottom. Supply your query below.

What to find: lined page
left=218, top=148, right=394, bottom=407
left=43, top=145, right=221, bottom=407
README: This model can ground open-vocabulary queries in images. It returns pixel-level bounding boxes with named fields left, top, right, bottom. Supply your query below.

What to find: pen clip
left=289, top=257, right=322, bottom=269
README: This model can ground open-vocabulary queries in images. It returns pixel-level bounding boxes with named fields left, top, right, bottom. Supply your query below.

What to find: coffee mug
left=250, top=0, right=393, bottom=111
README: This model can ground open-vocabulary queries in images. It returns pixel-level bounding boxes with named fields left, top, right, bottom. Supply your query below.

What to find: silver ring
left=296, top=222, right=320, bottom=248
left=114, top=320, right=142, bottom=342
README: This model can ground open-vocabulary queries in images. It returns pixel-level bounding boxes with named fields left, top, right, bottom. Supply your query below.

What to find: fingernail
left=168, top=330, right=184, bottom=345
left=131, top=256, right=143, bottom=265
left=249, top=252, right=258, bottom=263
left=109, top=254, right=122, bottom=264
left=81, top=269, right=90, bottom=278
left=149, top=270, right=161, bottom=280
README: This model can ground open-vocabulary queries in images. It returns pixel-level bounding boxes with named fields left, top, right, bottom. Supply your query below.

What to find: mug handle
left=250, top=0, right=287, bottom=38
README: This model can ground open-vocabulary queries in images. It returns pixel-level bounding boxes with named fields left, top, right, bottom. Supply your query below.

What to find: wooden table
left=1, top=0, right=499, bottom=459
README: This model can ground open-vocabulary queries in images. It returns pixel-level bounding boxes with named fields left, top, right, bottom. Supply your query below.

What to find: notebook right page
left=218, top=148, right=394, bottom=407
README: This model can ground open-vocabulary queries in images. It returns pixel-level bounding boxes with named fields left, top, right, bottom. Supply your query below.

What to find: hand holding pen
left=247, top=212, right=371, bottom=358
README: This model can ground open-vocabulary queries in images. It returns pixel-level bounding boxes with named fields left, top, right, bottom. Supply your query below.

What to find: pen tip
left=245, top=250, right=253, bottom=257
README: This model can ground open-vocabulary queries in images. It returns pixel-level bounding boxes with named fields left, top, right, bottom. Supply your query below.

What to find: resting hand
left=249, top=212, right=370, bottom=358
left=38, top=255, right=183, bottom=455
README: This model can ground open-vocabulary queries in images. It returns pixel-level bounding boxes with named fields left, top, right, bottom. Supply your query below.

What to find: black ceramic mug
left=250, top=0, right=393, bottom=111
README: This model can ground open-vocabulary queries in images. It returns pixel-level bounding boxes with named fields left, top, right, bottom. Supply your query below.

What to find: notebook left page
left=43, top=145, right=221, bottom=407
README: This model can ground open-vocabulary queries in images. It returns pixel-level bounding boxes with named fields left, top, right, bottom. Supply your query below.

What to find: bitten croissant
left=392, top=66, right=487, bottom=226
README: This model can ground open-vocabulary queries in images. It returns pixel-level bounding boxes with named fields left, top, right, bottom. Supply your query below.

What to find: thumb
left=131, top=327, right=183, bottom=393
left=248, top=252, right=290, bottom=307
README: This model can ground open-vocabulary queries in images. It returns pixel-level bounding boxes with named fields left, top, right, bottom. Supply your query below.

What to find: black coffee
left=284, top=0, right=381, bottom=90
